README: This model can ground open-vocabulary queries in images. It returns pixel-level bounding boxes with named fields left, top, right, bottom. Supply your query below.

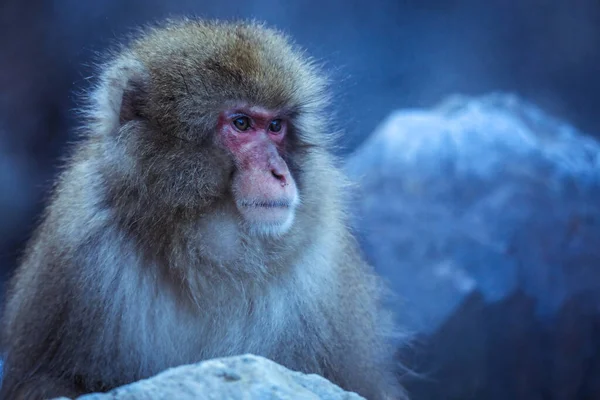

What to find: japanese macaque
left=0, top=19, right=404, bottom=400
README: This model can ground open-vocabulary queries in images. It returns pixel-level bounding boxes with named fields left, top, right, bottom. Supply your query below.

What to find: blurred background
left=2, top=0, right=600, bottom=399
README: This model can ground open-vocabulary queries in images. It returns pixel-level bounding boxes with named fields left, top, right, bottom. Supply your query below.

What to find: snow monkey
left=0, top=18, right=404, bottom=400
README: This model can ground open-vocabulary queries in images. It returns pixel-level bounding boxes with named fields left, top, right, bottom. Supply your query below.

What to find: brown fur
left=0, top=18, right=404, bottom=400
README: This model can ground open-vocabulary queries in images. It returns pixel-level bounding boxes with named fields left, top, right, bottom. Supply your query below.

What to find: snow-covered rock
left=346, top=93, right=600, bottom=399
left=347, top=92, right=600, bottom=332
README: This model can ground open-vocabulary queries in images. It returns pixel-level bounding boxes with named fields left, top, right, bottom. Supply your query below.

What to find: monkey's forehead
left=128, top=19, right=327, bottom=112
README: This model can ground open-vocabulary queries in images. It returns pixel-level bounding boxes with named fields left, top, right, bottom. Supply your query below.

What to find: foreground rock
left=55, top=354, right=363, bottom=400
left=346, top=93, right=600, bottom=399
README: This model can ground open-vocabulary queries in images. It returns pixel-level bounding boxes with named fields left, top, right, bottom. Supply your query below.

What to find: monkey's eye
left=269, top=119, right=282, bottom=133
left=233, top=116, right=251, bottom=131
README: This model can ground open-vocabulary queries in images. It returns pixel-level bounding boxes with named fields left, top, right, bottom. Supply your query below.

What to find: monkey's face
left=102, top=21, right=329, bottom=239
left=217, top=104, right=299, bottom=236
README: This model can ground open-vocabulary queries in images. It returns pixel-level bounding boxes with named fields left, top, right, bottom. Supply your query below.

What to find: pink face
left=218, top=105, right=299, bottom=236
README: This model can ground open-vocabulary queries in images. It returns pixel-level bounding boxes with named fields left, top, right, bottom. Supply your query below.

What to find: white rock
left=55, top=354, right=364, bottom=400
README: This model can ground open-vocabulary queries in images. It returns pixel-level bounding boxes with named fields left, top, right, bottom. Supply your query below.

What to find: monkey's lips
left=237, top=199, right=296, bottom=233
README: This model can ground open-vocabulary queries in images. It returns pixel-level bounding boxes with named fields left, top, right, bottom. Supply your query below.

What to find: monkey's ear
left=119, top=74, right=149, bottom=125
left=90, top=56, right=150, bottom=136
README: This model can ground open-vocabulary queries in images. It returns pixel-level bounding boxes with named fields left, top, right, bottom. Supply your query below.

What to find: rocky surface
left=346, top=93, right=600, bottom=399
left=54, top=354, right=363, bottom=400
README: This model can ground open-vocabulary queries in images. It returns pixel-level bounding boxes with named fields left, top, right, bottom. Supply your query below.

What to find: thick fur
left=0, top=19, right=404, bottom=400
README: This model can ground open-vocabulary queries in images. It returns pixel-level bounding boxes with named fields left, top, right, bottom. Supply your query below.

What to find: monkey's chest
left=106, top=272, right=301, bottom=384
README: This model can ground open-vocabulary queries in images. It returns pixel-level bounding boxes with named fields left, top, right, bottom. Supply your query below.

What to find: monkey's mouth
left=239, top=200, right=291, bottom=209
left=236, top=198, right=297, bottom=235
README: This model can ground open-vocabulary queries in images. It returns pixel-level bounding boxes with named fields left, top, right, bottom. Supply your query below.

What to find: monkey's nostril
left=271, top=169, right=286, bottom=183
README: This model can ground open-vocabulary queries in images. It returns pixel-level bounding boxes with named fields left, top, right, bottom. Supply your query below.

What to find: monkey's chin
left=237, top=200, right=297, bottom=237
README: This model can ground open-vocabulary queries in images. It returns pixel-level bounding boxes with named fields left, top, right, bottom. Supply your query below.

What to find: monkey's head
left=88, top=19, right=333, bottom=237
